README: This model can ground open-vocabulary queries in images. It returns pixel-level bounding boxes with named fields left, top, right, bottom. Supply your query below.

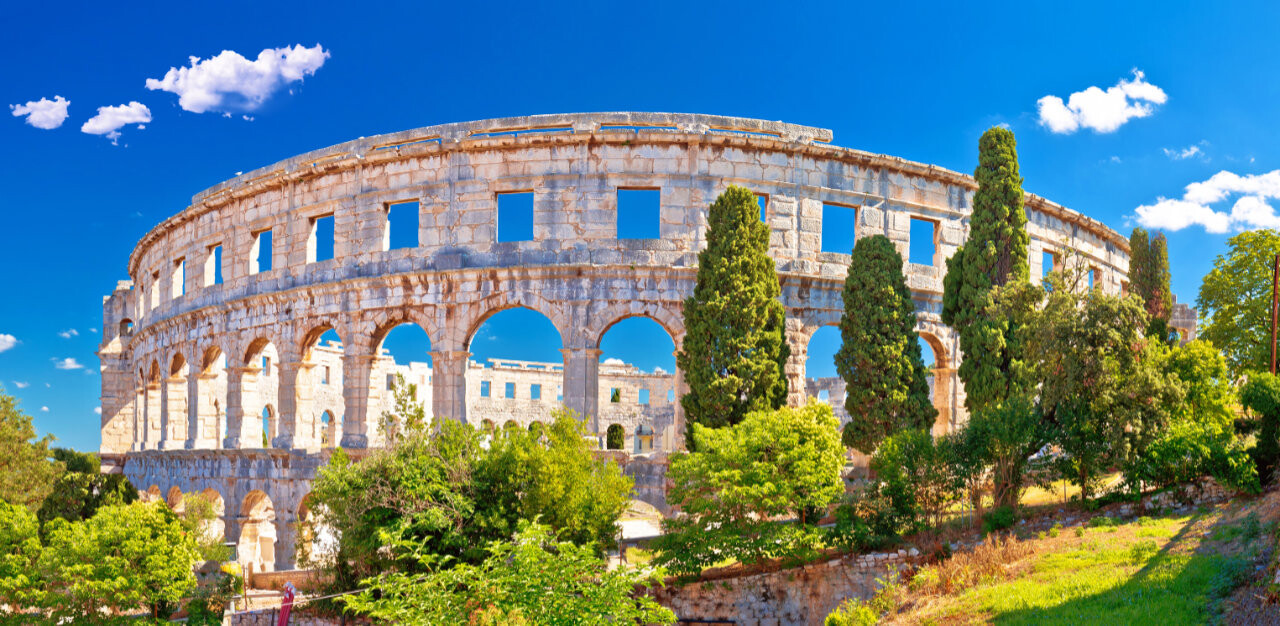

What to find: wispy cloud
left=12, top=381, right=28, bottom=389
left=81, top=102, right=151, bottom=144
left=0, top=334, right=17, bottom=353
left=1134, top=169, right=1280, bottom=233
left=10, top=95, right=70, bottom=129
left=58, top=329, right=78, bottom=339
left=94, top=407, right=101, bottom=415
left=1163, top=142, right=1208, bottom=161
left=53, top=357, right=83, bottom=370
left=40, top=406, right=49, bottom=412
left=1037, top=69, right=1167, bottom=134
left=146, top=44, right=329, bottom=114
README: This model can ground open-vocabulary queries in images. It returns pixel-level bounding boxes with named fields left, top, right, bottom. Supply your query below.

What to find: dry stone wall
left=99, top=112, right=1130, bottom=573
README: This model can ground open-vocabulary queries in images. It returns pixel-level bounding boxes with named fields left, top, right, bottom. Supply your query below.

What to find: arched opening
left=503, top=420, right=519, bottom=430
left=238, top=490, right=277, bottom=575
left=528, top=420, right=544, bottom=440
left=144, top=361, right=162, bottom=449
left=481, top=419, right=495, bottom=432
left=916, top=331, right=953, bottom=436
left=297, top=327, right=345, bottom=449
left=240, top=339, right=279, bottom=449
left=144, top=485, right=162, bottom=503
left=467, top=307, right=563, bottom=430
left=319, top=411, right=336, bottom=448
left=198, top=488, right=226, bottom=544
left=803, top=325, right=845, bottom=422
left=165, top=354, right=190, bottom=448
left=166, top=486, right=185, bottom=513
left=371, top=321, right=433, bottom=444
left=198, top=347, right=229, bottom=449
left=119, top=318, right=134, bottom=337
left=597, top=315, right=677, bottom=453
left=606, top=424, right=625, bottom=450
left=295, top=494, right=337, bottom=567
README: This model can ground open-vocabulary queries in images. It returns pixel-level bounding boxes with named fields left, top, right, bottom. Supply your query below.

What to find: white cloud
left=0, top=334, right=16, bottom=353
left=602, top=357, right=626, bottom=366
left=145, top=44, right=330, bottom=114
left=58, top=329, right=78, bottom=339
left=12, top=381, right=28, bottom=389
left=53, top=357, right=83, bottom=370
left=81, top=102, right=151, bottom=144
left=1134, top=169, right=1280, bottom=233
left=10, top=95, right=70, bottom=129
left=40, top=406, right=48, bottom=412
left=653, top=366, right=668, bottom=375
left=94, top=407, right=101, bottom=415
left=1164, top=144, right=1203, bottom=160
left=1109, top=156, right=1122, bottom=164
left=89, top=328, right=98, bottom=334
left=1037, top=69, right=1167, bottom=134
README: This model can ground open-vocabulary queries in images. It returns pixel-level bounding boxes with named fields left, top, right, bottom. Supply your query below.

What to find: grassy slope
left=887, top=498, right=1271, bottom=625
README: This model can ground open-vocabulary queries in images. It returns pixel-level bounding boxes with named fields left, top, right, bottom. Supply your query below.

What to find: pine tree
left=1128, top=227, right=1174, bottom=339
left=835, top=235, right=937, bottom=453
left=677, top=185, right=789, bottom=432
left=941, top=127, right=1030, bottom=413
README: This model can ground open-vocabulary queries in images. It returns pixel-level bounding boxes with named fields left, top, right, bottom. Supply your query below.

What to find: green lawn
left=893, top=507, right=1261, bottom=625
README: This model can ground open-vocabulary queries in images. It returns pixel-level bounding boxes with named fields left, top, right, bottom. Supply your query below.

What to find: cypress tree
left=677, top=185, right=789, bottom=432
left=941, top=127, right=1030, bottom=412
left=1128, top=227, right=1174, bottom=339
left=835, top=235, right=937, bottom=453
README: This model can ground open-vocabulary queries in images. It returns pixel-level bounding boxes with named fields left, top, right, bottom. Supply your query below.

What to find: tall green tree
left=0, top=388, right=63, bottom=511
left=941, top=127, right=1031, bottom=413
left=677, top=185, right=789, bottom=431
left=0, top=500, right=43, bottom=616
left=1129, top=227, right=1173, bottom=339
left=1197, top=229, right=1280, bottom=376
left=835, top=235, right=936, bottom=453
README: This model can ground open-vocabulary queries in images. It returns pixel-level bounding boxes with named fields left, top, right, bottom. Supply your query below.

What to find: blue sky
left=3, top=0, right=1277, bottom=451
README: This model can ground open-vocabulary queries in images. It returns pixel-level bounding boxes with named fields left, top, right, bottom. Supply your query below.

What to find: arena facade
left=98, top=112, right=1132, bottom=574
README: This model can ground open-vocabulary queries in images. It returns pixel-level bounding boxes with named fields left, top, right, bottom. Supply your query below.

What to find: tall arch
left=366, top=319, right=434, bottom=447
left=198, top=488, right=226, bottom=544
left=226, top=338, right=279, bottom=449
left=280, top=324, right=345, bottom=450
left=461, top=306, right=565, bottom=430
left=194, top=346, right=229, bottom=448
left=237, top=490, right=277, bottom=575
left=594, top=314, right=679, bottom=453
left=161, top=353, right=189, bottom=449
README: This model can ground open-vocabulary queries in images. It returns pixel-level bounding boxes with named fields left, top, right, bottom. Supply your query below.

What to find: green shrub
left=1128, top=540, right=1158, bottom=563
left=1074, top=527, right=1085, bottom=537
left=1087, top=516, right=1117, bottom=528
left=825, top=598, right=878, bottom=626
left=830, top=487, right=903, bottom=552
left=1048, top=523, right=1062, bottom=538
left=982, top=506, right=1016, bottom=534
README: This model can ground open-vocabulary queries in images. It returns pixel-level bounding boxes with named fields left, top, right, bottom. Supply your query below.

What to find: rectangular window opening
left=610, top=388, right=622, bottom=403
left=150, top=271, right=160, bottom=310
left=497, top=192, right=534, bottom=242
left=754, top=193, right=768, bottom=223
left=531, top=384, right=542, bottom=400
left=309, top=214, right=334, bottom=263
left=171, top=259, right=185, bottom=299
left=251, top=229, right=272, bottom=274
left=616, top=188, right=660, bottom=239
left=480, top=380, right=491, bottom=398
left=821, top=203, right=858, bottom=254
left=322, top=365, right=330, bottom=385
left=908, top=218, right=937, bottom=266
left=262, top=356, right=272, bottom=376
left=386, top=374, right=396, bottom=390
left=638, top=389, right=650, bottom=405
left=667, top=389, right=675, bottom=403
left=504, top=382, right=516, bottom=399
left=1042, top=250, right=1056, bottom=278
left=387, top=201, right=420, bottom=250
left=1088, top=267, right=1098, bottom=291
left=204, top=245, right=223, bottom=287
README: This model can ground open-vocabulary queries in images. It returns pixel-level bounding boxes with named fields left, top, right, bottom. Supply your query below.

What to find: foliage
left=50, top=448, right=98, bottom=474
left=1129, top=228, right=1174, bottom=340
left=342, top=520, right=675, bottom=625
left=941, top=127, right=1030, bottom=413
left=677, top=185, right=789, bottom=431
left=0, top=499, right=44, bottom=615
left=0, top=389, right=63, bottom=511
left=1241, top=371, right=1280, bottom=484
left=836, top=234, right=937, bottom=453
left=309, top=408, right=632, bottom=601
left=606, top=424, right=624, bottom=450
left=653, top=403, right=843, bottom=575
left=1197, top=229, right=1280, bottom=377
left=982, top=505, right=1016, bottom=534
left=184, top=563, right=243, bottom=625
left=379, top=373, right=427, bottom=442
left=178, top=491, right=232, bottom=562
left=830, top=486, right=904, bottom=553
left=39, top=501, right=200, bottom=621
left=36, top=469, right=136, bottom=531
left=961, top=393, right=1041, bottom=512
left=825, top=597, right=878, bottom=626
left=870, top=429, right=962, bottom=533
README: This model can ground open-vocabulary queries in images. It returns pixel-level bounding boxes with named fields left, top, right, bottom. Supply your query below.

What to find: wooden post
left=1272, top=253, right=1279, bottom=374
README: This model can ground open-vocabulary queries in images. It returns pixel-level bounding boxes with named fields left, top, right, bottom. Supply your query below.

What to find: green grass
left=904, top=514, right=1253, bottom=625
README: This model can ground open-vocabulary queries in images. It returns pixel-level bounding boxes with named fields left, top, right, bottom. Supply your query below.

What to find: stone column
left=185, top=374, right=201, bottom=448
left=160, top=374, right=188, bottom=449
left=430, top=350, right=471, bottom=425
left=274, top=361, right=317, bottom=450
left=274, top=515, right=297, bottom=571
left=784, top=334, right=809, bottom=408
left=132, top=387, right=145, bottom=452
left=191, top=372, right=221, bottom=448
left=341, top=352, right=377, bottom=448
left=560, top=347, right=601, bottom=435
left=145, top=381, right=162, bottom=449
left=669, top=348, right=688, bottom=452
left=222, top=367, right=257, bottom=449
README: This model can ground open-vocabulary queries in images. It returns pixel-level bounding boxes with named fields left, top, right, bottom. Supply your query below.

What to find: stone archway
left=237, top=490, right=277, bottom=575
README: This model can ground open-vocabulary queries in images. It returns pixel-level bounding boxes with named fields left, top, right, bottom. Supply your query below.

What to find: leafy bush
left=824, top=598, right=878, bottom=626
left=0, top=499, right=43, bottom=615
left=1241, top=372, right=1280, bottom=484
left=982, top=506, right=1016, bottom=534
left=1087, top=516, right=1117, bottom=528
left=870, top=429, right=962, bottom=534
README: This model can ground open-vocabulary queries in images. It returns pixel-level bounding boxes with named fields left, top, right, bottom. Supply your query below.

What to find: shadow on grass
left=990, top=509, right=1252, bottom=626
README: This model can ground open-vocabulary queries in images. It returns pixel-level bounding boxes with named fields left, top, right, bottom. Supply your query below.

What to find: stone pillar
left=160, top=374, right=187, bottom=449
left=560, top=347, right=601, bottom=435
left=669, top=348, right=688, bottom=451
left=222, top=367, right=257, bottom=449
left=274, top=361, right=317, bottom=450
left=275, top=515, right=297, bottom=571
left=145, top=381, right=162, bottom=449
left=185, top=374, right=201, bottom=448
left=930, top=367, right=955, bottom=437
left=341, top=352, right=377, bottom=448
left=133, top=387, right=145, bottom=452
left=430, top=350, right=471, bottom=425
left=784, top=334, right=809, bottom=408
left=191, top=373, right=221, bottom=448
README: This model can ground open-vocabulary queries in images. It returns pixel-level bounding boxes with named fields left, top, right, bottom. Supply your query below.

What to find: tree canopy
left=677, top=185, right=789, bottom=431
left=0, top=389, right=62, bottom=511
left=835, top=234, right=936, bottom=453
left=1197, top=229, right=1280, bottom=376
left=1129, top=227, right=1174, bottom=339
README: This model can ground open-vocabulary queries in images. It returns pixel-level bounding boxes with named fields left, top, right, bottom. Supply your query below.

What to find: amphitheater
left=97, top=112, right=1135, bottom=576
